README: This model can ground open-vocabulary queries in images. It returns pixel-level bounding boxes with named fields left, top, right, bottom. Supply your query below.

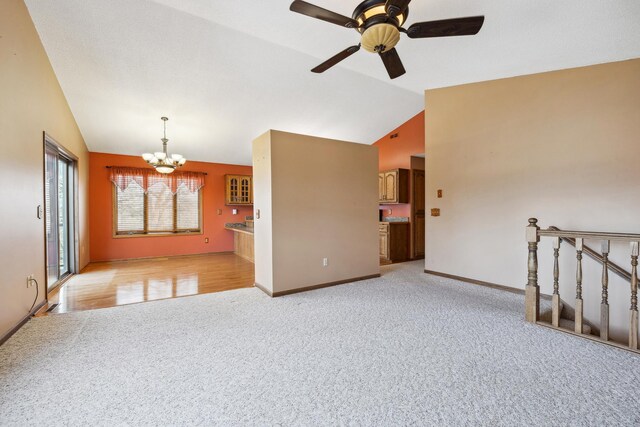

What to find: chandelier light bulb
left=156, top=165, right=175, bottom=174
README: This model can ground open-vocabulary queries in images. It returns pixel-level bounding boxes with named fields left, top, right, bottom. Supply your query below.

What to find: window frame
left=112, top=184, right=203, bottom=238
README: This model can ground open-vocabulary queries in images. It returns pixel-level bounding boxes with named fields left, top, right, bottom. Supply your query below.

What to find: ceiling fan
left=289, top=0, right=484, bottom=79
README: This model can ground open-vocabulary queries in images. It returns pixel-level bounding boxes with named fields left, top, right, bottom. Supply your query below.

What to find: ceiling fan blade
left=406, top=16, right=485, bottom=38
left=311, top=45, right=361, bottom=73
left=385, top=0, right=411, bottom=18
left=379, top=48, right=406, bottom=79
left=290, top=1, right=360, bottom=28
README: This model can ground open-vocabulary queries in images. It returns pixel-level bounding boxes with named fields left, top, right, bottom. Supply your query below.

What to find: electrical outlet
left=217, top=209, right=222, bottom=215
left=322, top=258, right=328, bottom=267
left=232, top=209, right=238, bottom=215
left=26, top=275, right=34, bottom=288
left=205, top=237, right=209, bottom=243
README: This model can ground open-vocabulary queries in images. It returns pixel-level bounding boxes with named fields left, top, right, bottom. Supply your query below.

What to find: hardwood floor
left=37, top=253, right=255, bottom=316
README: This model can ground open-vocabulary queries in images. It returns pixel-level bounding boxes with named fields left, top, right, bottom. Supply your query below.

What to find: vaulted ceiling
left=25, top=0, right=640, bottom=165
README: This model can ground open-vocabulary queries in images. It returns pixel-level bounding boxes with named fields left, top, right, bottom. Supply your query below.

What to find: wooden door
left=414, top=214, right=425, bottom=257
left=384, top=171, right=397, bottom=203
left=379, top=232, right=389, bottom=259
left=413, top=170, right=425, bottom=257
left=378, top=173, right=385, bottom=202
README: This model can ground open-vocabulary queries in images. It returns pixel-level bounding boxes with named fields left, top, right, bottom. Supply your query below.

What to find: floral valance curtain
left=109, top=167, right=205, bottom=194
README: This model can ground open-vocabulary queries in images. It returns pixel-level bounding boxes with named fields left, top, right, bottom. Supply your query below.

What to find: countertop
left=381, top=216, right=409, bottom=223
left=225, top=223, right=254, bottom=235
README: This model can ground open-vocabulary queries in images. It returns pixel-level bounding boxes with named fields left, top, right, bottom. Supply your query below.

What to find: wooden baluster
left=630, top=242, right=639, bottom=350
left=575, top=238, right=584, bottom=334
left=600, top=241, right=610, bottom=341
left=525, top=218, right=540, bottom=323
left=552, top=237, right=561, bottom=327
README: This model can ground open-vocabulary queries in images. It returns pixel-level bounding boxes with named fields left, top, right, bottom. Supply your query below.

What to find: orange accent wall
left=373, top=110, right=425, bottom=218
left=89, top=152, right=253, bottom=262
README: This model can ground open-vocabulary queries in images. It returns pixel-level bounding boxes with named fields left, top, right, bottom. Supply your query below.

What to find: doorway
left=44, top=135, right=78, bottom=292
left=410, top=155, right=425, bottom=259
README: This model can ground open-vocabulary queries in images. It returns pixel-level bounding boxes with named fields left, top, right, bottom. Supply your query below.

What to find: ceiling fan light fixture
left=353, top=1, right=407, bottom=27
left=361, top=23, right=400, bottom=53
left=289, top=0, right=484, bottom=79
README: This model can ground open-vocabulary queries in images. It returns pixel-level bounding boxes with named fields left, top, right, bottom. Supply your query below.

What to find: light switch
left=431, top=208, right=441, bottom=217
left=216, top=209, right=222, bottom=215
left=437, top=189, right=443, bottom=198
left=256, top=209, right=260, bottom=219
left=232, top=209, right=237, bottom=215
left=37, top=205, right=43, bottom=219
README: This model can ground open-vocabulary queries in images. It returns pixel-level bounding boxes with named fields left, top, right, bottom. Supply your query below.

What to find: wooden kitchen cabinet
left=379, top=225, right=389, bottom=259
left=379, top=222, right=409, bottom=263
left=233, top=230, right=254, bottom=262
left=225, top=175, right=253, bottom=205
left=378, top=169, right=409, bottom=204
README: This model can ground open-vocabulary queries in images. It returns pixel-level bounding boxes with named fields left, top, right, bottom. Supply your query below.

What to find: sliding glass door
left=44, top=139, right=76, bottom=292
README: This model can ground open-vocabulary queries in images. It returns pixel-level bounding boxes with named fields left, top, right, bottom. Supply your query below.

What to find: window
left=110, top=167, right=205, bottom=236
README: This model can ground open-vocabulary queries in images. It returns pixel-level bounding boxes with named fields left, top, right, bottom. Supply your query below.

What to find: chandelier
left=142, top=116, right=186, bottom=174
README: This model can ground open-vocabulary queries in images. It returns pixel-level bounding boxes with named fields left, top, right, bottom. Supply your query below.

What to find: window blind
left=147, top=182, right=174, bottom=232
left=176, top=184, right=199, bottom=230
left=116, top=182, right=145, bottom=233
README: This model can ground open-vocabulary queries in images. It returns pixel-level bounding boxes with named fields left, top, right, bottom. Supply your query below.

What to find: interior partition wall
left=44, top=134, right=79, bottom=293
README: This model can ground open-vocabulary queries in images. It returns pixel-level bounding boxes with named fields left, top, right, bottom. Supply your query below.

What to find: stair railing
left=525, top=218, right=640, bottom=352
left=546, top=226, right=632, bottom=283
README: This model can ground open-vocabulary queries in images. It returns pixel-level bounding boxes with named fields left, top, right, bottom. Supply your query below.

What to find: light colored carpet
left=1, top=261, right=639, bottom=426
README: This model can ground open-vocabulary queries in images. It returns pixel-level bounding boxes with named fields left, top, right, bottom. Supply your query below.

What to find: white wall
left=424, top=59, right=640, bottom=341
left=253, top=130, right=380, bottom=295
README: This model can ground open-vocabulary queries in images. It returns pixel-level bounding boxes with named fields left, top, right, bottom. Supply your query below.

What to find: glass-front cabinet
left=225, top=175, right=253, bottom=205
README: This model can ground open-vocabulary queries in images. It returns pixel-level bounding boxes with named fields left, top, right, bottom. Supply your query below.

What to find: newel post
left=525, top=218, right=540, bottom=323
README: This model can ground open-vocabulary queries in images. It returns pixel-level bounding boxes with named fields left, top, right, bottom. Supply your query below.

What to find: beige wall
left=0, top=0, right=89, bottom=339
left=425, top=59, right=640, bottom=340
left=253, top=130, right=379, bottom=294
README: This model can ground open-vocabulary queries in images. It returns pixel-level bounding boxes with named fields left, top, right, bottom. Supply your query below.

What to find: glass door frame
left=43, top=133, right=79, bottom=295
